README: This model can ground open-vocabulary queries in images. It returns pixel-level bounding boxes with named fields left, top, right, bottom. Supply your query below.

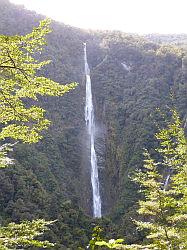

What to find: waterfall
left=84, top=43, right=102, bottom=218
left=121, top=62, right=131, bottom=72
left=163, top=174, right=170, bottom=190
left=184, top=116, right=187, bottom=129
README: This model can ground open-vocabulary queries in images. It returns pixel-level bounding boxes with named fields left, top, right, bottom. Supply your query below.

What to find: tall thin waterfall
left=163, top=174, right=170, bottom=190
left=84, top=43, right=102, bottom=218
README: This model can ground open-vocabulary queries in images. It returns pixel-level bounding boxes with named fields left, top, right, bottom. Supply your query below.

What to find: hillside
left=0, top=0, right=187, bottom=249
left=144, top=33, right=187, bottom=46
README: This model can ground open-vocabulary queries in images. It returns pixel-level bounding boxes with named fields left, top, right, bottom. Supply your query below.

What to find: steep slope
left=0, top=1, right=93, bottom=248
left=0, top=0, right=187, bottom=248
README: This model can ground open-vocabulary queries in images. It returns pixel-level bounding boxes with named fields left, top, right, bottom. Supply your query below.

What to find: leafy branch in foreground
left=0, top=19, right=76, bottom=249
left=0, top=143, right=14, bottom=168
left=0, top=219, right=55, bottom=249
left=0, top=19, right=76, bottom=143
left=95, top=239, right=125, bottom=249
left=93, top=110, right=187, bottom=249
left=133, top=110, right=187, bottom=249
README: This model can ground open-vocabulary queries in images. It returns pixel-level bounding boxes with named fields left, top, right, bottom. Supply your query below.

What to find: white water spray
left=121, top=62, right=131, bottom=72
left=163, top=174, right=170, bottom=190
left=84, top=43, right=101, bottom=218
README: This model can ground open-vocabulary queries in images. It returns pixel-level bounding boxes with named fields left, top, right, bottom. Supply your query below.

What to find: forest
left=0, top=0, right=186, bottom=249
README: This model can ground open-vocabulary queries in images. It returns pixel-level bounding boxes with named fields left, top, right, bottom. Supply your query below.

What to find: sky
left=10, top=0, right=187, bottom=34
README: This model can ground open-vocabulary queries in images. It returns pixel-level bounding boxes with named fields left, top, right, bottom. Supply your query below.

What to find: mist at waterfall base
left=84, top=43, right=102, bottom=218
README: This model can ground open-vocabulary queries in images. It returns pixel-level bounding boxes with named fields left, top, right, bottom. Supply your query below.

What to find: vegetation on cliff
left=0, top=0, right=186, bottom=249
left=0, top=17, right=76, bottom=249
left=90, top=110, right=187, bottom=249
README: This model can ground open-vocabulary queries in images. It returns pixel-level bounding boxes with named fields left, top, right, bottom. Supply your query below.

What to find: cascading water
left=84, top=43, right=102, bottom=218
left=163, top=174, right=170, bottom=190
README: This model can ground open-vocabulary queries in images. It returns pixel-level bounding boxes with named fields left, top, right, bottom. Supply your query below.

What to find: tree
left=0, top=219, right=54, bottom=249
left=0, top=18, right=76, bottom=143
left=133, top=110, right=187, bottom=249
left=93, top=110, right=187, bottom=249
left=0, top=19, right=76, bottom=249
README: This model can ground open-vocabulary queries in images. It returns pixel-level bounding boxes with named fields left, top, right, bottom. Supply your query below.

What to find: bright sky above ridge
left=10, top=0, right=187, bottom=34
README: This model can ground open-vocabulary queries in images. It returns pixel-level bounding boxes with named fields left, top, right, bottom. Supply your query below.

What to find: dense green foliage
left=0, top=17, right=77, bottom=249
left=90, top=110, right=187, bottom=249
left=0, top=219, right=54, bottom=249
left=133, top=110, right=187, bottom=249
left=0, top=0, right=186, bottom=249
left=0, top=18, right=75, bottom=143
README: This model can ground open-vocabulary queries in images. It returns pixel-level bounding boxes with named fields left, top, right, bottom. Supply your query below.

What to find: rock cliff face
left=0, top=0, right=187, bottom=248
